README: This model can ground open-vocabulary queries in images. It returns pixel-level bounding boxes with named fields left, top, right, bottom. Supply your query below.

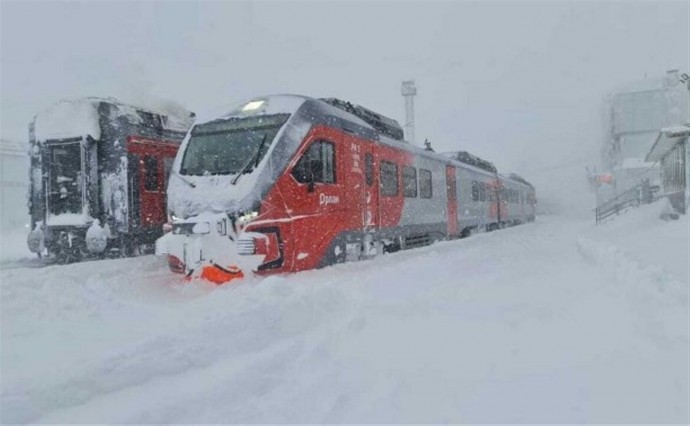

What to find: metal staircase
left=594, top=179, right=656, bottom=223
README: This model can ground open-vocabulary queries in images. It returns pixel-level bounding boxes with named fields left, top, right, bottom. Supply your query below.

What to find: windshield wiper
left=173, top=170, right=196, bottom=188
left=231, top=134, right=268, bottom=185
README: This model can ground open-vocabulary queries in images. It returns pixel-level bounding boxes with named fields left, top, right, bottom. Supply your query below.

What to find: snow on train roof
left=196, top=95, right=376, bottom=134
left=32, top=97, right=193, bottom=142
left=33, top=99, right=101, bottom=142
left=197, top=95, right=312, bottom=124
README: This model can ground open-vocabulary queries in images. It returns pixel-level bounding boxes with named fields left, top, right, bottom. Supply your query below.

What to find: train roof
left=501, top=173, right=534, bottom=188
left=201, top=94, right=530, bottom=180
left=31, top=97, right=194, bottom=142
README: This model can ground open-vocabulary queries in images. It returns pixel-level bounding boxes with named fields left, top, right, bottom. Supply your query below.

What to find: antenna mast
left=401, top=80, right=417, bottom=143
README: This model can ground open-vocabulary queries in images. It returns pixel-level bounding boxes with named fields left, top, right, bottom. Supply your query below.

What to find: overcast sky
left=2, top=0, right=688, bottom=200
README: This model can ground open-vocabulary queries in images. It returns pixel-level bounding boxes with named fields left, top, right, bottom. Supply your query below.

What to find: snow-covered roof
left=33, top=99, right=101, bottom=142
left=646, top=125, right=690, bottom=162
left=197, top=94, right=310, bottom=125
left=0, top=139, right=27, bottom=156
left=32, top=97, right=194, bottom=142
left=611, top=77, right=665, bottom=95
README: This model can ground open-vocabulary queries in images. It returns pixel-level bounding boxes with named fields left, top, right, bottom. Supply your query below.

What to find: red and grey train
left=157, top=95, right=536, bottom=283
left=26, top=97, right=194, bottom=261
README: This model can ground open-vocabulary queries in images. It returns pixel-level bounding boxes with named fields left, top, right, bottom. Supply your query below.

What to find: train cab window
left=365, top=153, right=374, bottom=186
left=380, top=161, right=399, bottom=196
left=292, top=140, right=336, bottom=184
left=402, top=166, right=417, bottom=197
left=419, top=169, right=432, bottom=198
left=471, top=181, right=479, bottom=201
left=479, top=182, right=486, bottom=202
left=144, top=156, right=159, bottom=192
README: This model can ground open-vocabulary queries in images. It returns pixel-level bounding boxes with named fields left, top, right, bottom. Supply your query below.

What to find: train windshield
left=180, top=114, right=290, bottom=176
left=46, top=140, right=84, bottom=216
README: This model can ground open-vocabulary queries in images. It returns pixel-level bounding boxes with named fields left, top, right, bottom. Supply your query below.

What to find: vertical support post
left=681, top=139, right=690, bottom=214
left=401, top=80, right=417, bottom=144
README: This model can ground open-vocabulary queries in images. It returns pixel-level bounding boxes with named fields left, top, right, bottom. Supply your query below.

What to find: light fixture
left=242, top=100, right=265, bottom=112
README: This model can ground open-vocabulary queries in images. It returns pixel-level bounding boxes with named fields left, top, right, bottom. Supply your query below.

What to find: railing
left=595, top=179, right=654, bottom=223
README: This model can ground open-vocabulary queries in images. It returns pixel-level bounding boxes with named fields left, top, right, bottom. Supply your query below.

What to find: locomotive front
left=157, top=95, right=313, bottom=283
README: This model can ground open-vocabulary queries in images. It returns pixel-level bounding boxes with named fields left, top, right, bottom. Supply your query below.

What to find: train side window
left=380, top=160, right=399, bottom=196
left=471, top=181, right=479, bottom=201
left=144, top=155, right=158, bottom=192
left=479, top=182, right=486, bottom=202
left=402, top=166, right=417, bottom=197
left=292, top=140, right=336, bottom=184
left=365, top=153, right=374, bottom=186
left=419, top=169, right=432, bottom=198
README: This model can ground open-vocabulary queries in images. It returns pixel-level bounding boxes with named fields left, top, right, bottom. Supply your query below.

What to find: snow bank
left=579, top=201, right=689, bottom=285
left=1, top=214, right=688, bottom=423
left=0, top=228, right=32, bottom=262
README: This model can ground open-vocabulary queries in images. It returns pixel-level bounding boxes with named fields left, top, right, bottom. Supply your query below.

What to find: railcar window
left=292, top=140, right=336, bottom=184
left=380, top=161, right=399, bottom=196
left=471, top=181, right=479, bottom=201
left=419, top=169, right=433, bottom=198
left=402, top=166, right=417, bottom=197
left=479, top=182, right=486, bottom=202
left=144, top=156, right=158, bottom=192
left=365, top=153, right=374, bottom=186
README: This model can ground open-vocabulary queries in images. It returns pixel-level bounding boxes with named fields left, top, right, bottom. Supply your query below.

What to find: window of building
left=402, top=166, right=417, bottom=197
left=380, top=160, right=399, bottom=196
left=144, top=156, right=158, bottom=191
left=291, top=140, right=336, bottom=184
left=420, top=168, right=433, bottom=198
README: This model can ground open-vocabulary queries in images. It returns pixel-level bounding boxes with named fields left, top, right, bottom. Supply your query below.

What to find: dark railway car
left=26, top=97, right=194, bottom=261
left=155, top=95, right=536, bottom=283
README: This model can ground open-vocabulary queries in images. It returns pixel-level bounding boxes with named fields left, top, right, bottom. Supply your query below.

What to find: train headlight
left=237, top=211, right=258, bottom=226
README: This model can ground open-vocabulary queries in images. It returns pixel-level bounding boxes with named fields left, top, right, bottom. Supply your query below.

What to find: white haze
left=1, top=1, right=689, bottom=214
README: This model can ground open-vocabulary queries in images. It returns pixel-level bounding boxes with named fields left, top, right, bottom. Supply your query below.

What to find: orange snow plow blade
left=199, top=264, right=245, bottom=285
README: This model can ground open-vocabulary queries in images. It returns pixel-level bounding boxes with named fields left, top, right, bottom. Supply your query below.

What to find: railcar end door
left=363, top=147, right=379, bottom=231
left=446, top=165, right=459, bottom=237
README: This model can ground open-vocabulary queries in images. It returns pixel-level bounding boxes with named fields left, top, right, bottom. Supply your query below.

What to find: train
left=156, top=95, right=536, bottom=283
left=26, top=97, right=195, bottom=261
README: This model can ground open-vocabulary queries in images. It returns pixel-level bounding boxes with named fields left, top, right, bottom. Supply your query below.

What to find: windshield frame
left=179, top=113, right=290, bottom=177
left=44, top=137, right=87, bottom=219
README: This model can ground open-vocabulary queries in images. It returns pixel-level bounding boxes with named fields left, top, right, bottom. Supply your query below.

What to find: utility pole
left=401, top=80, right=417, bottom=144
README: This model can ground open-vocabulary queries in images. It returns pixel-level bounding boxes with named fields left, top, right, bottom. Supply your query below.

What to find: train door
left=127, top=136, right=179, bottom=229
left=363, top=147, right=379, bottom=231
left=446, top=165, right=459, bottom=237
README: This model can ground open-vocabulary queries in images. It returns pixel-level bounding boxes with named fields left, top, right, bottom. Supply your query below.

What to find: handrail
left=594, top=179, right=652, bottom=223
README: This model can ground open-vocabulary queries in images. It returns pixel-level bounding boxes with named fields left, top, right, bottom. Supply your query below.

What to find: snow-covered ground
left=1, top=204, right=688, bottom=423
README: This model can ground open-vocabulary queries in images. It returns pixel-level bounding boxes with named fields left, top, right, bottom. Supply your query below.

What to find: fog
left=2, top=1, right=688, bottom=213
